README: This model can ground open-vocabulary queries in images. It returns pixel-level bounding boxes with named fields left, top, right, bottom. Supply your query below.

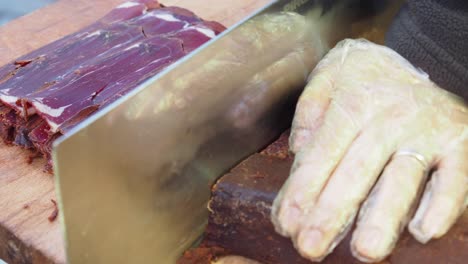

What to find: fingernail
left=408, top=219, right=432, bottom=243
left=302, top=229, right=323, bottom=248
left=298, top=229, right=326, bottom=260
left=361, top=228, right=382, bottom=248
left=278, top=205, right=301, bottom=236
left=352, top=227, right=384, bottom=261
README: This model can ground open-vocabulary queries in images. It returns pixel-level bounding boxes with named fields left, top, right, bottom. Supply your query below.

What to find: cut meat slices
left=0, top=0, right=160, bottom=88
left=31, top=36, right=186, bottom=132
left=0, top=0, right=226, bottom=171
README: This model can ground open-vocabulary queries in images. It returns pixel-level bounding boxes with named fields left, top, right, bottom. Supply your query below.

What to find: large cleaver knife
left=53, top=1, right=390, bottom=263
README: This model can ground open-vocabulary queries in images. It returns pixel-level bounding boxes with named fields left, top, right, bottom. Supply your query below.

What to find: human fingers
left=351, top=150, right=431, bottom=262
left=409, top=137, right=468, bottom=243
left=271, top=98, right=363, bottom=238
left=293, top=119, right=398, bottom=261
left=289, top=72, right=332, bottom=153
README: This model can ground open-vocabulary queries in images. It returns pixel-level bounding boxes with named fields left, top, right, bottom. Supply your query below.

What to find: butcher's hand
left=271, top=39, right=468, bottom=263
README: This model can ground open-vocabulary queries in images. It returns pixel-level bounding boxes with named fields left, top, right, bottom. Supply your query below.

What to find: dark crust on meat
left=177, top=246, right=228, bottom=264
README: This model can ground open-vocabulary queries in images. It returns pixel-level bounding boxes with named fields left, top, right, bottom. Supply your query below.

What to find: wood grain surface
left=0, top=0, right=269, bottom=263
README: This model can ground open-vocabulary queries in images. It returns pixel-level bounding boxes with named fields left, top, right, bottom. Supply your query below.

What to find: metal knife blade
left=53, top=1, right=385, bottom=263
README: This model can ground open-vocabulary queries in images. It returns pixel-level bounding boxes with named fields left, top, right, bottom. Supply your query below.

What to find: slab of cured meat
left=0, top=0, right=225, bottom=171
left=178, top=132, right=468, bottom=264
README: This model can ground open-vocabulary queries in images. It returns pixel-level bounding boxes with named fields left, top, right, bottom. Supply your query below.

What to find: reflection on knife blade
left=109, top=9, right=338, bottom=192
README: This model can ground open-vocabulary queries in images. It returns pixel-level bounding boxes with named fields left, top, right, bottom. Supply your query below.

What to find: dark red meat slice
left=0, top=0, right=226, bottom=172
left=0, top=0, right=160, bottom=88
left=2, top=26, right=145, bottom=109
left=1, top=7, right=185, bottom=114
left=30, top=36, right=186, bottom=132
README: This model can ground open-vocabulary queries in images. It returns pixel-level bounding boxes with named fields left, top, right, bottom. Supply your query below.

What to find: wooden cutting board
left=0, top=1, right=269, bottom=263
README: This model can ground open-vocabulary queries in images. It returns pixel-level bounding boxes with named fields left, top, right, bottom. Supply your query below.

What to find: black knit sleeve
left=385, top=0, right=468, bottom=101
